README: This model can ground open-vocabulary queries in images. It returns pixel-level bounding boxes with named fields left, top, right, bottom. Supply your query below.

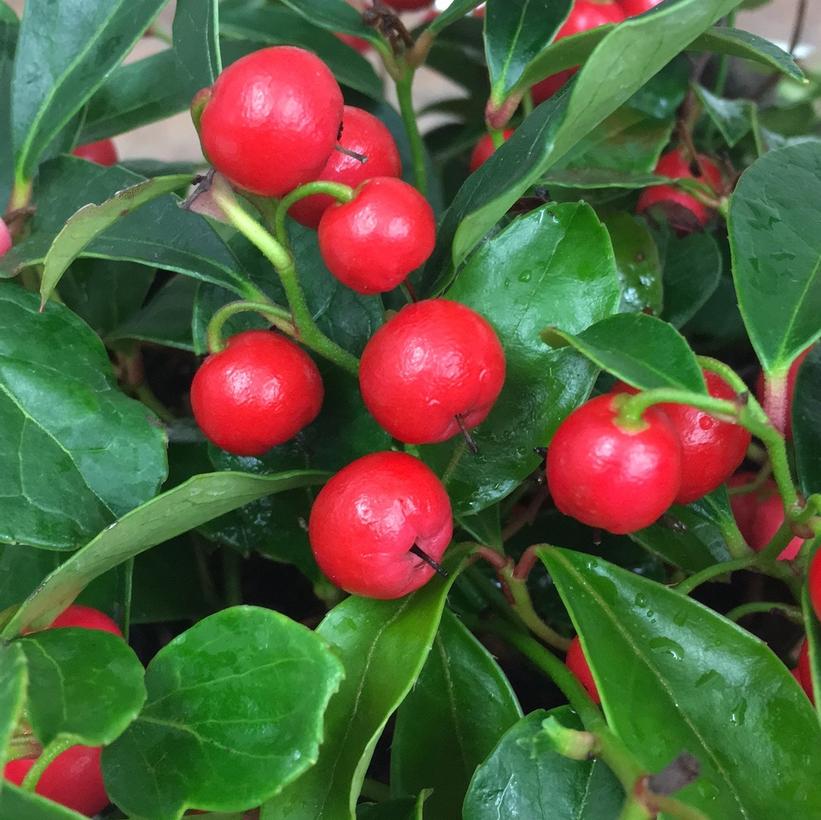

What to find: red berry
left=532, top=1, right=625, bottom=104
left=359, top=300, right=506, bottom=444
left=755, top=347, right=812, bottom=439
left=0, top=218, right=11, bottom=256
left=49, top=604, right=123, bottom=637
left=382, top=0, right=435, bottom=9
left=5, top=746, right=108, bottom=816
left=317, top=177, right=436, bottom=294
left=198, top=46, right=343, bottom=197
left=619, top=0, right=663, bottom=16
left=190, top=330, right=323, bottom=456
left=72, top=139, right=118, bottom=166
left=308, top=452, right=453, bottom=598
left=469, top=129, right=514, bottom=172
left=546, top=394, right=682, bottom=534
left=810, top=551, right=821, bottom=622
left=290, top=106, right=402, bottom=229
left=637, top=149, right=723, bottom=232
left=336, top=32, right=370, bottom=52
left=566, top=636, right=600, bottom=703
left=795, top=640, right=814, bottom=703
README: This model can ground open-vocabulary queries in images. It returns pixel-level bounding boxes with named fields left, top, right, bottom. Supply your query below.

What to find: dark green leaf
left=543, top=312, right=705, bottom=392
left=173, top=0, right=221, bottom=100
left=543, top=169, right=663, bottom=190
left=694, top=84, right=755, bottom=148
left=538, top=548, right=821, bottom=819
left=424, top=17, right=487, bottom=99
left=277, top=0, right=379, bottom=43
left=0, top=469, right=327, bottom=638
left=103, top=606, right=344, bottom=819
left=12, top=0, right=166, bottom=179
left=729, top=141, right=821, bottom=374
left=660, top=231, right=723, bottom=328
left=457, top=506, right=502, bottom=549
left=0, top=784, right=85, bottom=819
left=695, top=26, right=804, bottom=81
left=0, top=287, right=167, bottom=550
left=18, top=629, right=145, bottom=746
left=427, top=0, right=484, bottom=35
left=0, top=17, right=17, bottom=212
left=358, top=792, right=430, bottom=820
left=803, top=578, right=821, bottom=720
left=266, top=547, right=470, bottom=820
left=0, top=643, right=26, bottom=767
left=463, top=707, right=623, bottom=820
left=391, top=610, right=522, bottom=819
left=794, top=345, right=821, bottom=496
left=0, top=545, right=60, bottom=613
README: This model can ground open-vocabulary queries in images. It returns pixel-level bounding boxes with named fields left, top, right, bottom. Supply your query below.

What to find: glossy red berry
left=619, top=0, right=663, bottom=16
left=72, top=139, right=118, bottom=166
left=532, top=1, right=625, bottom=104
left=547, top=394, right=682, bottom=534
left=198, top=46, right=343, bottom=197
left=469, top=129, right=514, bottom=172
left=50, top=604, right=123, bottom=637
left=190, top=330, right=323, bottom=456
left=637, top=149, right=723, bottom=232
left=359, top=299, right=506, bottom=444
left=0, top=218, right=11, bottom=256
left=5, top=746, right=108, bottom=816
left=290, top=106, right=402, bottom=229
left=566, top=637, right=600, bottom=703
left=755, top=347, right=812, bottom=439
left=318, top=177, right=436, bottom=294
left=810, top=551, right=821, bottom=622
left=308, top=451, right=453, bottom=598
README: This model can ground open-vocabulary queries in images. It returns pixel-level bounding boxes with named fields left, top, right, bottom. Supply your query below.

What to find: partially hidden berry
left=469, top=129, right=514, bottom=172
left=566, top=636, right=600, bottom=703
left=50, top=604, right=123, bottom=637
left=72, top=139, right=118, bottom=166
left=795, top=640, right=814, bottom=703
left=337, top=32, right=370, bottom=52
left=318, top=177, right=435, bottom=294
left=382, top=0, right=435, bottom=9
left=546, top=394, right=682, bottom=534
left=198, top=46, right=343, bottom=197
left=191, top=330, right=323, bottom=456
left=810, top=550, right=821, bottom=622
left=308, top=451, right=453, bottom=598
left=755, top=347, right=813, bottom=438
left=359, top=299, right=506, bottom=444
left=290, top=106, right=402, bottom=229
left=619, top=0, right=663, bottom=16
left=0, top=218, right=11, bottom=257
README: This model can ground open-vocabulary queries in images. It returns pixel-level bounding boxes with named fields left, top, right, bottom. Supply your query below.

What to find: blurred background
left=7, top=0, right=820, bottom=162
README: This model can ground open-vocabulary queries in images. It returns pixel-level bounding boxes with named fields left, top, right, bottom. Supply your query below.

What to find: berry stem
left=274, top=181, right=354, bottom=246
left=395, top=68, right=428, bottom=196
left=9, top=175, right=32, bottom=212
left=20, top=737, right=73, bottom=791
left=205, top=300, right=296, bottom=354
left=6, top=735, right=41, bottom=763
left=725, top=601, right=804, bottom=624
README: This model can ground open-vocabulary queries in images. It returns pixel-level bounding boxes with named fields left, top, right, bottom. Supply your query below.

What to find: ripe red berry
left=532, top=1, right=625, bottom=104
left=336, top=32, right=370, bottom=53
left=5, top=746, right=109, bottom=816
left=359, top=299, right=506, bottom=444
left=72, top=139, right=118, bottom=166
left=0, top=217, right=11, bottom=256
left=50, top=604, right=123, bottom=637
left=308, top=451, right=453, bottom=598
left=469, top=129, right=514, bottom=172
left=566, top=636, right=600, bottom=703
left=190, top=330, right=323, bottom=456
left=290, top=106, right=402, bottom=229
left=317, top=177, right=436, bottom=294
left=619, top=0, right=663, bottom=16
left=796, top=640, right=815, bottom=703
left=637, top=149, right=723, bottom=232
left=810, top=551, right=821, bottom=622
left=755, top=347, right=812, bottom=438
left=546, top=394, right=682, bottom=534
left=198, top=46, right=343, bottom=197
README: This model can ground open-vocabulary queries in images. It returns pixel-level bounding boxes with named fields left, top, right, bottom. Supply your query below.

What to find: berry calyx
left=72, top=139, right=118, bottom=166
left=308, top=451, right=453, bottom=598
left=755, top=346, right=812, bottom=439
left=469, top=129, right=514, bottom=172
left=810, top=551, right=821, bottom=622
left=317, top=177, right=436, bottom=294
left=290, top=106, right=402, bottom=229
left=198, top=46, right=343, bottom=197
left=546, top=394, right=682, bottom=534
left=0, top=217, right=11, bottom=256
left=619, top=0, right=663, bottom=16
left=190, top=330, right=324, bottom=456
left=49, top=604, right=123, bottom=637
left=566, top=636, right=600, bottom=703
left=359, top=299, right=506, bottom=444
left=637, top=149, right=723, bottom=232
left=4, top=746, right=109, bottom=816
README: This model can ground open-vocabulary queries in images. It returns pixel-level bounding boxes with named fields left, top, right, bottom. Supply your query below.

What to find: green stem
left=274, top=181, right=354, bottom=247
left=489, top=128, right=505, bottom=149
left=9, top=176, right=32, bottom=212
left=395, top=69, right=428, bottom=196
left=726, top=601, right=804, bottom=624
left=134, top=383, right=175, bottom=424
left=21, top=738, right=73, bottom=791
left=5, top=735, right=41, bottom=763
left=441, top=438, right=467, bottom=486
left=522, top=89, right=534, bottom=116
left=676, top=555, right=759, bottom=596
left=618, top=797, right=652, bottom=820
left=501, top=563, right=570, bottom=651
left=206, top=300, right=295, bottom=354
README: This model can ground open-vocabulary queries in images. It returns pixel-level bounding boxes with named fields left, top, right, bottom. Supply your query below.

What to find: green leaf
left=463, top=707, right=623, bottom=820
left=11, top=0, right=166, bottom=180
left=0, top=158, right=250, bottom=296
left=40, top=174, right=193, bottom=305
left=358, top=791, right=431, bottom=820
left=276, top=0, right=379, bottom=43
left=423, top=203, right=619, bottom=514
left=0, top=784, right=85, bottom=819
left=538, top=547, right=821, bottom=819
left=803, top=579, right=821, bottom=721
left=173, top=0, right=221, bottom=100
left=794, top=345, right=821, bottom=496
left=729, top=141, right=821, bottom=374
left=660, top=231, right=723, bottom=328
left=543, top=312, right=706, bottom=393
left=426, top=0, right=484, bottom=35
left=0, top=286, right=167, bottom=550
left=695, top=26, right=804, bottom=81
left=424, top=17, right=487, bottom=99
left=0, top=17, right=17, bottom=212
left=0, top=545, right=60, bottom=613
left=18, top=629, right=145, bottom=746
left=0, top=643, right=27, bottom=768
left=103, top=606, right=344, bottom=819
left=266, top=547, right=470, bottom=820
left=391, top=610, right=522, bottom=819
left=694, top=84, right=756, bottom=148
left=484, top=0, right=570, bottom=103
left=0, top=469, right=327, bottom=638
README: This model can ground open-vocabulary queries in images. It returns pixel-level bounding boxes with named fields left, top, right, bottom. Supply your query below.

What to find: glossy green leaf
left=11, top=0, right=166, bottom=179
left=426, top=0, right=484, bottom=35
left=358, top=791, right=431, bottom=820
left=694, top=84, right=756, bottom=148
left=424, top=17, right=487, bottom=99
left=660, top=231, right=723, bottom=328
left=173, top=0, right=221, bottom=100
left=0, top=469, right=327, bottom=638
left=802, top=578, right=821, bottom=721
left=484, top=0, right=570, bottom=103
left=19, top=629, right=145, bottom=746
left=729, top=141, right=821, bottom=374
left=538, top=547, right=821, bottom=818
left=0, top=17, right=17, bottom=212
left=391, top=610, right=521, bottom=819
left=277, top=0, right=379, bottom=43
left=423, top=203, right=619, bottom=514
left=103, top=606, right=344, bottom=819
left=40, top=174, right=193, bottom=305
left=463, top=707, right=623, bottom=820
left=0, top=287, right=167, bottom=550
left=0, top=784, right=85, bottom=819
left=695, top=26, right=804, bottom=81
left=266, top=547, right=470, bottom=820
left=0, top=643, right=26, bottom=769
left=0, top=545, right=60, bottom=613
left=794, top=345, right=821, bottom=496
